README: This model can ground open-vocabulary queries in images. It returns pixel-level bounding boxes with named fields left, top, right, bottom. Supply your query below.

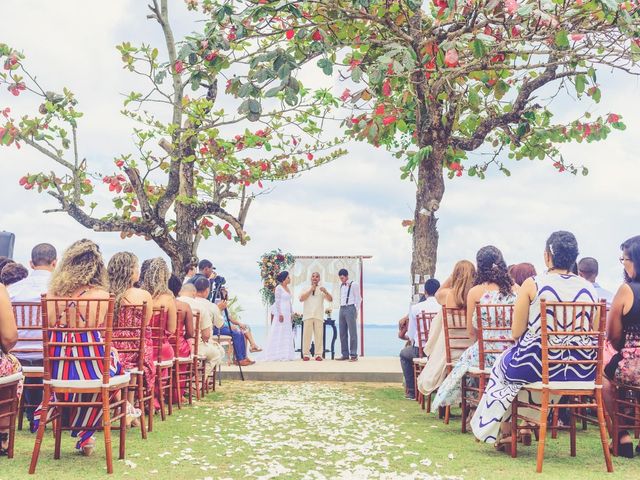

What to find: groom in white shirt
left=337, top=269, right=361, bottom=362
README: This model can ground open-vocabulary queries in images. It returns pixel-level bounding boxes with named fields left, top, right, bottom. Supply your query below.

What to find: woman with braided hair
left=107, top=252, right=154, bottom=427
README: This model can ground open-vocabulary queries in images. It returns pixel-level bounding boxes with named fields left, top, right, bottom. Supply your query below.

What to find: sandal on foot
left=81, top=436, right=97, bottom=457
left=0, top=432, right=8, bottom=456
left=250, top=346, right=262, bottom=353
left=610, top=431, right=634, bottom=458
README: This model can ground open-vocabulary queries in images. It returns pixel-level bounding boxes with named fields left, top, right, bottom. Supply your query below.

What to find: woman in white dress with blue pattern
left=471, top=232, right=597, bottom=446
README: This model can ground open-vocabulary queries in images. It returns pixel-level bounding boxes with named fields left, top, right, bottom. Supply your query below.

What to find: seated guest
left=578, top=257, right=614, bottom=306
left=107, top=252, right=154, bottom=426
left=140, top=258, right=177, bottom=364
left=471, top=231, right=598, bottom=448
left=168, top=275, right=195, bottom=402
left=0, top=257, right=15, bottom=284
left=509, top=262, right=537, bottom=287
left=33, top=239, right=124, bottom=456
left=0, top=284, right=21, bottom=456
left=603, top=235, right=640, bottom=457
left=133, top=258, right=153, bottom=288
left=219, top=286, right=261, bottom=353
left=417, top=261, right=476, bottom=398
left=432, top=246, right=516, bottom=410
left=1, top=263, right=28, bottom=287
left=177, top=279, right=225, bottom=378
left=9, top=243, right=57, bottom=428
left=400, top=278, right=441, bottom=400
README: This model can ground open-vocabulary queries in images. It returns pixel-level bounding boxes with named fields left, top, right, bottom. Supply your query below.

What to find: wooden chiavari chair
left=11, top=302, right=43, bottom=431
left=171, top=309, right=194, bottom=409
left=441, top=306, right=471, bottom=424
left=411, top=311, right=437, bottom=410
left=0, top=371, right=22, bottom=458
left=149, top=307, right=174, bottom=421
left=29, top=294, right=129, bottom=474
left=460, top=303, right=515, bottom=433
left=510, top=300, right=611, bottom=473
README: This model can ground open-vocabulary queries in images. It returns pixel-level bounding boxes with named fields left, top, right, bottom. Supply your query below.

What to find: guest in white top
left=577, top=257, right=614, bottom=306
left=8, top=243, right=57, bottom=427
left=299, top=272, right=333, bottom=361
left=400, top=279, right=441, bottom=399
left=337, top=269, right=361, bottom=361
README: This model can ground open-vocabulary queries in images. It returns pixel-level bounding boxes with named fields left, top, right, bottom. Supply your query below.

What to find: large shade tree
left=0, top=0, right=345, bottom=273
left=223, top=0, right=639, bottom=278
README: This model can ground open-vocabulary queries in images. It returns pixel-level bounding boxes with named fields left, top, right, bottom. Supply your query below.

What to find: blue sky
left=2, top=2, right=640, bottom=344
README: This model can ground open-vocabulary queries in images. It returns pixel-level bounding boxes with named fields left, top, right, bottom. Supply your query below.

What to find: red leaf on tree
left=382, top=115, right=397, bottom=126
left=340, top=88, right=351, bottom=101
left=505, top=0, right=518, bottom=15
left=307, top=152, right=314, bottom=160
left=607, top=113, right=620, bottom=123
left=174, top=60, right=185, bottom=73
left=205, top=51, right=218, bottom=61
left=375, top=104, right=385, bottom=115
left=444, top=49, right=459, bottom=68
left=286, top=29, right=295, bottom=40
left=382, top=79, right=391, bottom=97
left=312, top=30, right=323, bottom=42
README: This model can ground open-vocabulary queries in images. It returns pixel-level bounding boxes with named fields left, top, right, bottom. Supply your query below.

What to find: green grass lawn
left=1, top=382, right=637, bottom=479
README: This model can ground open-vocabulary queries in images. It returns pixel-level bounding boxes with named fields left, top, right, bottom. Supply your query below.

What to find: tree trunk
left=411, top=149, right=445, bottom=279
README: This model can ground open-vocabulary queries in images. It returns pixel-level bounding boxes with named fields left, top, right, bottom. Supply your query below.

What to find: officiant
left=299, top=272, right=333, bottom=361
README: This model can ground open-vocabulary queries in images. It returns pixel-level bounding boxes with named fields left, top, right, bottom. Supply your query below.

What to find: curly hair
left=450, top=260, right=476, bottom=308
left=546, top=231, right=579, bottom=271
left=49, top=239, right=108, bottom=296
left=107, top=251, right=138, bottom=318
left=1, top=262, right=28, bottom=286
left=140, top=257, right=172, bottom=298
left=474, top=246, right=513, bottom=296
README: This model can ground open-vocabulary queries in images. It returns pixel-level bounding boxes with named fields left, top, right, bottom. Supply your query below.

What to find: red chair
left=11, top=302, right=43, bottom=431
left=29, top=294, right=129, bottom=474
left=510, top=300, right=611, bottom=473
left=149, top=307, right=174, bottom=421
left=441, top=306, right=471, bottom=424
left=0, top=371, right=22, bottom=459
left=460, top=303, right=515, bottom=433
left=411, top=311, right=437, bottom=410
left=112, top=303, right=153, bottom=439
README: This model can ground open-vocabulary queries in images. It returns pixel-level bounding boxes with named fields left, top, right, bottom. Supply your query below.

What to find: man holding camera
left=299, top=272, right=333, bottom=361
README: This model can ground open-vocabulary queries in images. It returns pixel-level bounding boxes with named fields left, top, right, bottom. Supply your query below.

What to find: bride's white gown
left=260, top=285, right=296, bottom=361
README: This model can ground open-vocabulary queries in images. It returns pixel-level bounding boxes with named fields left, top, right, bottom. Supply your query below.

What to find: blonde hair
left=140, top=257, right=171, bottom=298
left=451, top=260, right=476, bottom=308
left=107, top=251, right=138, bottom=318
left=49, top=239, right=108, bottom=297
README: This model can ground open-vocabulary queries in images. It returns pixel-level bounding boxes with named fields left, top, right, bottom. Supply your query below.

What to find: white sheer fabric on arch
left=290, top=257, right=362, bottom=312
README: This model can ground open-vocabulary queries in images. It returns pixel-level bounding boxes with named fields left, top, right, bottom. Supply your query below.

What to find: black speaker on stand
left=0, top=232, right=15, bottom=258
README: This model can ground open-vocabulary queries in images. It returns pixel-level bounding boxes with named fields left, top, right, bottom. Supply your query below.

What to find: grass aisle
left=1, top=382, right=637, bottom=479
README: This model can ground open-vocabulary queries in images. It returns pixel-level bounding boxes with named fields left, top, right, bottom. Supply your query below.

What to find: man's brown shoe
left=315, top=356, right=323, bottom=361
left=236, top=359, right=255, bottom=366
left=349, top=357, right=358, bottom=362
left=336, top=356, right=349, bottom=361
left=303, top=356, right=310, bottom=361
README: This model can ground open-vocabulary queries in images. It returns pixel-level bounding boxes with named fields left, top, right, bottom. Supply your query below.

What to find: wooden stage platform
left=220, top=356, right=401, bottom=383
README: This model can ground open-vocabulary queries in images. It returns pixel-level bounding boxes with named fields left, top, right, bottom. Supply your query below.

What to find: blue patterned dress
left=432, top=290, right=515, bottom=409
left=471, top=273, right=597, bottom=443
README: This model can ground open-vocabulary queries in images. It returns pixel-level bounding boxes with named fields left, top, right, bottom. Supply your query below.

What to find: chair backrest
left=40, top=294, right=115, bottom=386
left=11, top=301, right=43, bottom=359
left=441, top=306, right=471, bottom=370
left=539, top=300, right=607, bottom=386
left=112, top=303, right=148, bottom=372
left=475, top=303, right=515, bottom=371
left=149, top=306, right=168, bottom=360
left=191, top=312, right=201, bottom=358
left=169, top=308, right=190, bottom=356
left=415, top=311, right=437, bottom=358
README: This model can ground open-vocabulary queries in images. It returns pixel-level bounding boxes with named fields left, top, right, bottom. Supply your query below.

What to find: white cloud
left=1, top=2, right=639, bottom=350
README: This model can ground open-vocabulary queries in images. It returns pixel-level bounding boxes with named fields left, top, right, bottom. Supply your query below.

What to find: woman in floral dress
left=432, top=246, right=516, bottom=410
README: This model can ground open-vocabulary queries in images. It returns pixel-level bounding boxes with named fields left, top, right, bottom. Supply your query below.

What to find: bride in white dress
left=260, top=271, right=296, bottom=361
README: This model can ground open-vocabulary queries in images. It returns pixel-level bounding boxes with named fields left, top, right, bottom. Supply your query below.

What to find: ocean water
left=248, top=323, right=400, bottom=357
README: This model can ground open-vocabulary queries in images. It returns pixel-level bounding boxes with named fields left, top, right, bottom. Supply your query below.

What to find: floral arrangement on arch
left=292, top=312, right=304, bottom=327
left=259, top=249, right=295, bottom=305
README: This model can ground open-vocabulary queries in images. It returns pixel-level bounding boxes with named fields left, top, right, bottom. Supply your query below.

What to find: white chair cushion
left=196, top=354, right=207, bottom=360
left=0, top=371, right=24, bottom=385
left=412, top=358, right=428, bottom=365
left=22, top=366, right=44, bottom=374
left=156, top=359, right=174, bottom=368
left=524, top=380, right=599, bottom=391
left=44, top=372, right=131, bottom=389
left=175, top=356, right=193, bottom=363
left=127, top=368, right=143, bottom=375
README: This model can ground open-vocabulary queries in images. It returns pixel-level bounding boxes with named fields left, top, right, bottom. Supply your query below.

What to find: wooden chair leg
left=595, top=389, right=614, bottom=472
left=188, top=365, right=193, bottom=405
left=17, top=390, right=25, bottom=431
left=53, top=415, right=62, bottom=460
left=137, top=380, right=147, bottom=440
left=426, top=393, right=431, bottom=414
left=103, top=390, right=114, bottom=474
left=511, top=398, right=518, bottom=458
left=173, top=366, right=182, bottom=410
left=193, top=360, right=200, bottom=401
left=461, top=377, right=468, bottom=434
left=157, top=371, right=166, bottom=421
left=147, top=385, right=154, bottom=433
left=444, top=405, right=450, bottom=424
left=536, top=391, right=550, bottom=473
left=29, top=385, right=50, bottom=474
left=569, top=407, right=577, bottom=457
left=551, top=407, right=559, bottom=439
left=119, top=389, right=126, bottom=460
left=167, top=368, right=173, bottom=416
left=8, top=385, right=18, bottom=459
